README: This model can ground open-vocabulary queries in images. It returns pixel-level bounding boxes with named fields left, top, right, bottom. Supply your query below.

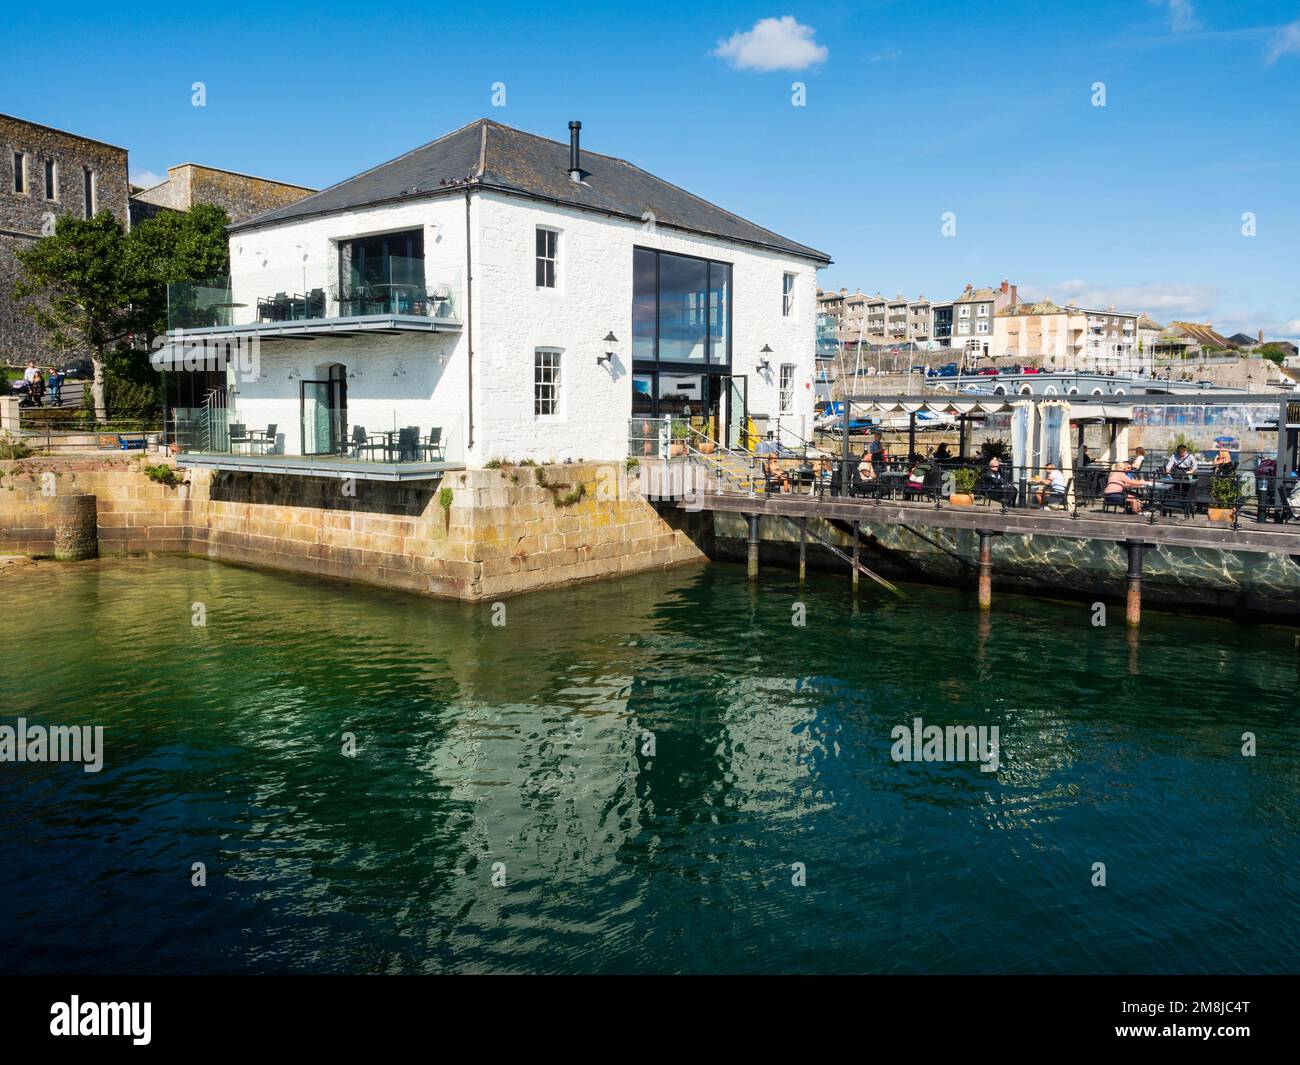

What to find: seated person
left=855, top=452, right=878, bottom=484
left=1032, top=463, right=1068, bottom=506
left=1103, top=462, right=1148, bottom=514
left=979, top=456, right=1016, bottom=503
left=905, top=462, right=932, bottom=493
left=933, top=442, right=952, bottom=463
left=815, top=457, right=834, bottom=490
left=1211, top=449, right=1236, bottom=475
left=763, top=452, right=791, bottom=493
left=1166, top=444, right=1198, bottom=476
left=1129, top=447, right=1146, bottom=472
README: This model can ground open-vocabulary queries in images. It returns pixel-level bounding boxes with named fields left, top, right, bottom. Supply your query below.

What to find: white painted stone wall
left=224, top=189, right=823, bottom=464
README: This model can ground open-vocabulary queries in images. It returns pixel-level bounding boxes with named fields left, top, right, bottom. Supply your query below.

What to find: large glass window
left=338, top=229, right=425, bottom=314
left=632, top=248, right=657, bottom=361
left=658, top=253, right=708, bottom=362
left=13, top=152, right=25, bottom=194
left=782, top=272, right=795, bottom=317
left=632, top=247, right=731, bottom=366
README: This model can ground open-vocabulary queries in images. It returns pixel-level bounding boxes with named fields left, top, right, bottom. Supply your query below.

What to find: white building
left=159, top=119, right=829, bottom=475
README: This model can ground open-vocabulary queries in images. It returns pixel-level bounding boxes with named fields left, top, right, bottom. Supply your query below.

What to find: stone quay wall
left=0, top=456, right=706, bottom=600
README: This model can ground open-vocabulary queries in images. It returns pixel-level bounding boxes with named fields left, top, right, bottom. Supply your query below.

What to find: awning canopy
left=845, top=395, right=1133, bottom=422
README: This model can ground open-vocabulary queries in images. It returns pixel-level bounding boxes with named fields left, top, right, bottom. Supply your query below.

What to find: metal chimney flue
left=568, top=121, right=582, bottom=183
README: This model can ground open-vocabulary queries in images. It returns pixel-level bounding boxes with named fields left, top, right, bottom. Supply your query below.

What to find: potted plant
left=1207, top=474, right=1240, bottom=522
left=669, top=420, right=689, bottom=457
left=949, top=467, right=977, bottom=506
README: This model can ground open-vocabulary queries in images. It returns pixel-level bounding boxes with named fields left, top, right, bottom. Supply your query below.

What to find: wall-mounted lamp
left=287, top=368, right=300, bottom=381
left=597, top=331, right=618, bottom=367
left=758, top=344, right=773, bottom=373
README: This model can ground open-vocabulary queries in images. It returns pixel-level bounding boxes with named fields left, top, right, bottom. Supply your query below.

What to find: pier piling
left=1124, top=540, right=1145, bottom=627
left=798, top=517, right=807, bottom=582
left=54, top=494, right=98, bottom=561
left=851, top=520, right=860, bottom=592
left=747, top=513, right=759, bottom=581
left=977, top=530, right=996, bottom=610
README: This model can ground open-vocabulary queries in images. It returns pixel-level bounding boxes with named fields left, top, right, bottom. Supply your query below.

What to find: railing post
left=747, top=512, right=760, bottom=581
left=1124, top=539, right=1145, bottom=628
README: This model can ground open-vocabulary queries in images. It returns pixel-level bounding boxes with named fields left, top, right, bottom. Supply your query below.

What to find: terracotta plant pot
left=700, top=441, right=716, bottom=455
left=949, top=493, right=974, bottom=507
left=669, top=443, right=687, bottom=457
left=1207, top=507, right=1234, bottom=523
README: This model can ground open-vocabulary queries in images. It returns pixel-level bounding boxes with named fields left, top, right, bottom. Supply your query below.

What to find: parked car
left=977, top=367, right=998, bottom=376
left=1021, top=366, right=1041, bottom=374
left=937, top=363, right=959, bottom=377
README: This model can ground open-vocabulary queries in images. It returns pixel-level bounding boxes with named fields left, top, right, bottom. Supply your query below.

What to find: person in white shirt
left=1033, top=463, right=1068, bottom=506
left=22, top=361, right=38, bottom=384
left=1166, top=445, right=1198, bottom=476
left=1129, top=447, right=1146, bottom=472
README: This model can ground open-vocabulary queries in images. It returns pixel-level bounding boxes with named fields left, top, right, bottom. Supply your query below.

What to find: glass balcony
left=168, top=265, right=462, bottom=332
left=166, top=278, right=239, bottom=330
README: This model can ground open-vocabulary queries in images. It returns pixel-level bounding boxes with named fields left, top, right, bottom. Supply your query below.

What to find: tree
left=14, top=212, right=134, bottom=420
left=14, top=203, right=231, bottom=421
left=124, top=202, right=230, bottom=345
left=1256, top=342, right=1289, bottom=367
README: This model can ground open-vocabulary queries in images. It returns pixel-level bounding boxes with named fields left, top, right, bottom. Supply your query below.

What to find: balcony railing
left=168, top=265, right=462, bottom=332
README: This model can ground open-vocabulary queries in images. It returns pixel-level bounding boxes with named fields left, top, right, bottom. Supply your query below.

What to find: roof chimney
left=1000, top=279, right=1009, bottom=293
left=1009, top=284, right=1018, bottom=306
left=568, top=120, right=582, bottom=183
left=1259, top=328, right=1265, bottom=343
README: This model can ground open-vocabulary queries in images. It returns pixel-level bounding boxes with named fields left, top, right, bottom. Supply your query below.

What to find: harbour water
left=1, top=557, right=1296, bottom=974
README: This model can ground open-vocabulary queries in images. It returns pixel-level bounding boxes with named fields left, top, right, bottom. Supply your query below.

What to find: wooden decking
left=683, top=490, right=1300, bottom=556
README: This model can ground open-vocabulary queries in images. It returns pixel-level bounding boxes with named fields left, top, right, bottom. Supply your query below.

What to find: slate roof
left=229, top=119, right=830, bottom=263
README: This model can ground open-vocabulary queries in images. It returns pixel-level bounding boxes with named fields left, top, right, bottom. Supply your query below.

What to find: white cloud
left=1148, top=0, right=1200, bottom=33
left=713, top=16, right=828, bottom=72
left=1026, top=280, right=1218, bottom=319
left=130, top=170, right=164, bottom=189
left=866, top=47, right=901, bottom=64
left=1266, top=20, right=1300, bottom=63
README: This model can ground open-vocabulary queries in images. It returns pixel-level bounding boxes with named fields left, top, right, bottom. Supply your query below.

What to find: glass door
left=722, top=374, right=747, bottom=450
left=300, top=380, right=333, bottom=455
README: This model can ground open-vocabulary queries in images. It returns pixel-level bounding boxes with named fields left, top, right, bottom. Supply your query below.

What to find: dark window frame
left=632, top=245, right=733, bottom=371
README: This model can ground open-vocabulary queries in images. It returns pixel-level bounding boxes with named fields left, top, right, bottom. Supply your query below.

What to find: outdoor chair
left=348, top=425, right=381, bottom=459
left=420, top=427, right=445, bottom=461
left=246, top=424, right=277, bottom=454
left=228, top=422, right=250, bottom=453
left=1159, top=477, right=1197, bottom=519
left=306, top=289, right=326, bottom=318
left=390, top=427, right=420, bottom=462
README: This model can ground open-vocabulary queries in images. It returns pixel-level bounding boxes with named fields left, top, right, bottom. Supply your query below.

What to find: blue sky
left=4, top=0, right=1298, bottom=337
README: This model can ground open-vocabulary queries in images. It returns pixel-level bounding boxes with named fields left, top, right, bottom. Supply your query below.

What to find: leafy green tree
left=14, top=203, right=231, bottom=422
left=124, top=202, right=230, bottom=344
left=1256, top=342, right=1289, bottom=367
left=14, top=212, right=134, bottom=420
